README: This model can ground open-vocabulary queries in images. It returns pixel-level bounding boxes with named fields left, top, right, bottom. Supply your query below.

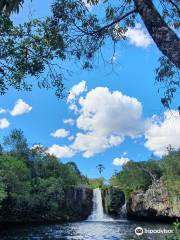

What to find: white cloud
left=51, top=128, right=69, bottom=138
left=145, top=110, right=180, bottom=157
left=47, top=144, right=75, bottom=158
left=71, top=87, right=148, bottom=157
left=67, top=81, right=87, bottom=114
left=109, top=135, right=122, bottom=146
left=63, top=118, right=75, bottom=126
left=0, top=108, right=6, bottom=114
left=10, top=99, right=32, bottom=116
left=113, top=157, right=129, bottom=166
left=67, top=80, right=87, bottom=103
left=0, top=118, right=10, bottom=129
left=125, top=23, right=153, bottom=48
left=63, top=81, right=180, bottom=159
left=68, top=135, right=75, bottom=141
left=72, top=132, right=118, bottom=158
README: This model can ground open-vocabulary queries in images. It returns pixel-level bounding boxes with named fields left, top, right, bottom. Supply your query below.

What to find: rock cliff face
left=127, top=180, right=180, bottom=221
left=61, top=186, right=93, bottom=221
left=102, top=187, right=125, bottom=217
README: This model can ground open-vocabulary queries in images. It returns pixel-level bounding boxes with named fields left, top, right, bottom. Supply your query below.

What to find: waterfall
left=88, top=188, right=111, bottom=221
left=119, top=203, right=127, bottom=219
left=87, top=188, right=127, bottom=222
left=88, top=188, right=104, bottom=221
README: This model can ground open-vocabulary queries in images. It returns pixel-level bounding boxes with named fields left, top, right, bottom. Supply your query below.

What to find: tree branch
left=168, top=0, right=180, bottom=14
left=74, top=8, right=137, bottom=35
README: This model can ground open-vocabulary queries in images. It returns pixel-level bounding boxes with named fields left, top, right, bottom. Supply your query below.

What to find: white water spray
left=88, top=188, right=112, bottom=221
left=119, top=203, right=127, bottom=219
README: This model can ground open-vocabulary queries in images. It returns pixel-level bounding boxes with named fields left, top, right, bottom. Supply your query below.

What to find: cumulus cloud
left=47, top=144, right=75, bottom=158
left=61, top=81, right=180, bottom=159
left=51, top=128, right=69, bottom=138
left=109, top=135, right=122, bottom=146
left=63, top=118, right=75, bottom=126
left=68, top=135, right=75, bottom=141
left=67, top=80, right=87, bottom=103
left=67, top=81, right=87, bottom=114
left=0, top=118, right=10, bottom=129
left=10, top=99, right=32, bottom=116
left=71, top=87, right=148, bottom=157
left=125, top=23, right=153, bottom=48
left=113, top=157, right=129, bottom=166
left=145, top=110, right=180, bottom=157
left=0, top=108, right=6, bottom=114
left=72, top=132, right=120, bottom=158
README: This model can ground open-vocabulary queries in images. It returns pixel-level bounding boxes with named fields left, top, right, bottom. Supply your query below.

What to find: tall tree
left=3, top=129, right=29, bottom=158
left=96, top=164, right=105, bottom=175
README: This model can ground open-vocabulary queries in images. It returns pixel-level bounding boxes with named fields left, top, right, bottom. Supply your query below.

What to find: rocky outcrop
left=61, top=186, right=93, bottom=221
left=102, top=187, right=125, bottom=217
left=127, top=180, right=180, bottom=221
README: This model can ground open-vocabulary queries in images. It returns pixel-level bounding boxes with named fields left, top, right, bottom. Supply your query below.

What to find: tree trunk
left=133, top=0, right=180, bottom=69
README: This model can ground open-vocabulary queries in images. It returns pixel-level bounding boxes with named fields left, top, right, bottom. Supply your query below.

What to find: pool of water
left=0, top=220, right=174, bottom=240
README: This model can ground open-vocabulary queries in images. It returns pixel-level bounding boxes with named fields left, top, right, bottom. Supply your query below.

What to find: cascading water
left=119, top=203, right=127, bottom=219
left=88, top=188, right=112, bottom=221
left=87, top=188, right=127, bottom=222
left=88, top=188, right=104, bottom=221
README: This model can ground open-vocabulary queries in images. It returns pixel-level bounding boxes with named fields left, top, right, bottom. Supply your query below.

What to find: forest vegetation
left=110, top=149, right=180, bottom=207
left=0, top=129, right=179, bottom=222
left=0, top=129, right=90, bottom=221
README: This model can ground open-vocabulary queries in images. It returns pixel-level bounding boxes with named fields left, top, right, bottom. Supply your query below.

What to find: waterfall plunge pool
left=0, top=221, right=174, bottom=240
left=0, top=188, right=174, bottom=239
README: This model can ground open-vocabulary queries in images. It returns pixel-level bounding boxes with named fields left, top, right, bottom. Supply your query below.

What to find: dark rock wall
left=102, top=187, right=125, bottom=217
left=61, top=186, right=93, bottom=221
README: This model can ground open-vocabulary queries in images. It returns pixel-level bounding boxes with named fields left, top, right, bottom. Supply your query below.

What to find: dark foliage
left=0, top=130, right=89, bottom=222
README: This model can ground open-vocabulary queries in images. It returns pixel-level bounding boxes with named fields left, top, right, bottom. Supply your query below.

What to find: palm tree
left=96, top=164, right=105, bottom=175
left=0, top=0, right=25, bottom=15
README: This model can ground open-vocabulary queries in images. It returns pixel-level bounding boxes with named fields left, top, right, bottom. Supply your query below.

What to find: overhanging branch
left=168, top=0, right=180, bottom=14
left=74, top=8, right=137, bottom=35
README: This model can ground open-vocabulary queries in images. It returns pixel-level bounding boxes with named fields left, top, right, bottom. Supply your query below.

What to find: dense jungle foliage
left=0, top=129, right=89, bottom=222
left=110, top=150, right=180, bottom=204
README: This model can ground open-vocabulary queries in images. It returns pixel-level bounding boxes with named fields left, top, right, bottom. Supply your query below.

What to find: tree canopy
left=0, top=0, right=25, bottom=15
left=0, top=129, right=89, bottom=221
left=110, top=149, right=180, bottom=202
left=0, top=0, right=179, bottom=105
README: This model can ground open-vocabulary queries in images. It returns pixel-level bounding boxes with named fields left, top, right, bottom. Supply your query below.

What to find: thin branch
left=168, top=0, right=180, bottom=14
left=74, top=8, right=137, bottom=35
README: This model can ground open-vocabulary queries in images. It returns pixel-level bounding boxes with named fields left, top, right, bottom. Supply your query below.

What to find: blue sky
left=0, top=0, right=179, bottom=179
